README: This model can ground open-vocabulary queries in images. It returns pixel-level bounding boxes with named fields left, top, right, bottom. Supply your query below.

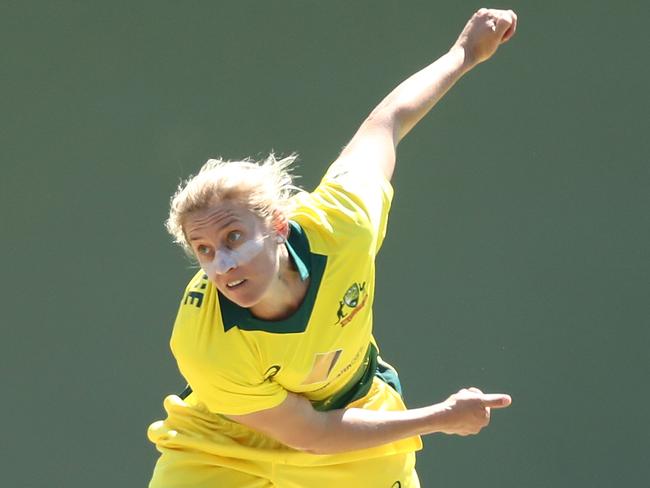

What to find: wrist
left=423, top=401, right=454, bottom=434
left=448, top=44, right=478, bottom=73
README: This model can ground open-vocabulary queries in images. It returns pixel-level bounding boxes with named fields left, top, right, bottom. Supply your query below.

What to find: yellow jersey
left=170, top=163, right=398, bottom=416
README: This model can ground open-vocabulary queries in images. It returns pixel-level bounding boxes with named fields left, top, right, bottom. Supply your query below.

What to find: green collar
left=218, top=220, right=327, bottom=334
left=285, top=222, right=309, bottom=282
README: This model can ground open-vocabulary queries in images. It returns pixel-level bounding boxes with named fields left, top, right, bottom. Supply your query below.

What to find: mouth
left=226, top=279, right=246, bottom=289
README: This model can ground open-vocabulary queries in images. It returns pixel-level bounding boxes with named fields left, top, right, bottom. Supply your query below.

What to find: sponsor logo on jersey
left=263, top=365, right=281, bottom=380
left=335, top=281, right=367, bottom=326
left=301, top=349, right=343, bottom=385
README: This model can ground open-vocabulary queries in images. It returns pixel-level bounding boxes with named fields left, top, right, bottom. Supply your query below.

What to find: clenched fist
left=453, top=8, right=518, bottom=67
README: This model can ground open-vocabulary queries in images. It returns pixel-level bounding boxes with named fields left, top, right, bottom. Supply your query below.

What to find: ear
left=271, top=209, right=289, bottom=242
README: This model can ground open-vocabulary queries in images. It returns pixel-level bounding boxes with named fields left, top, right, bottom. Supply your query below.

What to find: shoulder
left=288, top=164, right=394, bottom=255
left=170, top=271, right=219, bottom=359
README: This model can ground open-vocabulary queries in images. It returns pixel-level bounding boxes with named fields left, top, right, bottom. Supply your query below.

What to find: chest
left=242, top=268, right=376, bottom=393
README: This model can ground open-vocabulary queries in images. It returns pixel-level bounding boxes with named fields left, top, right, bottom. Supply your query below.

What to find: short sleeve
left=169, top=281, right=289, bottom=416
left=177, top=352, right=289, bottom=415
left=292, top=162, right=394, bottom=255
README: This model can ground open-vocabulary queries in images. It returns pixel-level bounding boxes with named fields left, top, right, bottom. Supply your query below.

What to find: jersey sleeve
left=292, top=160, right=394, bottom=255
left=169, top=276, right=289, bottom=416
left=175, top=349, right=289, bottom=416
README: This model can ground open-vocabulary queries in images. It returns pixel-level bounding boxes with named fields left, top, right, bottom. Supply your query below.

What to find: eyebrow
left=188, top=218, right=240, bottom=242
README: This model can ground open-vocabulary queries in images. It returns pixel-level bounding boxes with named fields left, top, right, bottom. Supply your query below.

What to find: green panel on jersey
left=312, top=343, right=378, bottom=411
left=219, top=221, right=327, bottom=333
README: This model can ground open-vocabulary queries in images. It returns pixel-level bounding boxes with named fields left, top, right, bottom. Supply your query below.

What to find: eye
left=226, top=230, right=242, bottom=244
left=197, top=244, right=212, bottom=257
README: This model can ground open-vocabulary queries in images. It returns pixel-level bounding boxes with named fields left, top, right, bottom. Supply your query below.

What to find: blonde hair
left=166, top=153, right=300, bottom=253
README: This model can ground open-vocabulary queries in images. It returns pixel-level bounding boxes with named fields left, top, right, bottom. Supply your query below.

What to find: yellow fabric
left=149, top=444, right=419, bottom=488
left=148, top=164, right=422, bottom=484
left=169, top=166, right=395, bottom=416
left=148, top=378, right=421, bottom=487
left=149, top=377, right=422, bottom=467
left=291, top=162, right=394, bottom=257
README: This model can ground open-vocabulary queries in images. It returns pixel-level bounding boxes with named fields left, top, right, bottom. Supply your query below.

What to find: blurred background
left=2, top=1, right=648, bottom=486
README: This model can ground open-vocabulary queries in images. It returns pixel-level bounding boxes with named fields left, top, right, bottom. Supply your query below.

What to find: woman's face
left=184, top=199, right=282, bottom=309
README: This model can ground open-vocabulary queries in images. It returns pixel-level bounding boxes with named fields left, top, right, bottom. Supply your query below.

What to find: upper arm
left=306, top=122, right=396, bottom=255
left=337, top=113, right=398, bottom=182
left=227, top=392, right=327, bottom=452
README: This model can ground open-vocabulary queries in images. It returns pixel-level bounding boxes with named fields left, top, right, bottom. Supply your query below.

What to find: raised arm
left=227, top=8, right=518, bottom=456
left=336, top=8, right=518, bottom=182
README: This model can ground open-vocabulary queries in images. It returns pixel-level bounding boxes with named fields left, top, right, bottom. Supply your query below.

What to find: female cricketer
left=148, top=8, right=518, bottom=487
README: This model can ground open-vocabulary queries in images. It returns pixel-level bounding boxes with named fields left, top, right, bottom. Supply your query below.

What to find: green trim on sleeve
left=376, top=356, right=403, bottom=397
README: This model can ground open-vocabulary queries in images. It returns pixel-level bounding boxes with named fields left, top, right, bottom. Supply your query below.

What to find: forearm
left=304, top=385, right=512, bottom=454
left=337, top=46, right=474, bottom=181
left=367, top=46, right=474, bottom=145
left=304, top=403, right=449, bottom=455
left=230, top=388, right=510, bottom=455
left=336, top=9, right=516, bottom=181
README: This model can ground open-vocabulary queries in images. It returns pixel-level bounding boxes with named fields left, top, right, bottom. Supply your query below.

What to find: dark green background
left=2, top=1, right=648, bottom=486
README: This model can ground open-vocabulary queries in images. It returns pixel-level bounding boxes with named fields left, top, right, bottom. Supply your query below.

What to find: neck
left=250, top=244, right=310, bottom=321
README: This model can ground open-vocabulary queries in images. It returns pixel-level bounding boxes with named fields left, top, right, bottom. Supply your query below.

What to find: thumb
left=480, top=393, right=512, bottom=409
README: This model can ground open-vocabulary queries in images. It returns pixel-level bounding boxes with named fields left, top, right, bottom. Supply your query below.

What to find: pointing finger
left=480, top=394, right=512, bottom=409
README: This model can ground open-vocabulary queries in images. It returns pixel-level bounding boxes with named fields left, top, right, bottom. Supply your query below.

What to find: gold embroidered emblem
left=301, top=349, right=343, bottom=385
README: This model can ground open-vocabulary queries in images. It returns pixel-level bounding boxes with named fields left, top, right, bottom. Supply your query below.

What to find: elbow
left=391, top=107, right=416, bottom=142
left=364, top=104, right=400, bottom=134
left=279, top=436, right=325, bottom=455
left=297, top=437, right=339, bottom=455
left=294, top=443, right=339, bottom=456
left=279, top=429, right=339, bottom=455
left=281, top=437, right=315, bottom=453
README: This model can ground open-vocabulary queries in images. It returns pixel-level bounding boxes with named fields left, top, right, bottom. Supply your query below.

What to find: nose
left=210, top=252, right=238, bottom=276
left=215, top=264, right=236, bottom=276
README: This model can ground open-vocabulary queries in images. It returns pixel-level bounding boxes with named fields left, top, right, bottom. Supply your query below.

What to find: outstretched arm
left=336, top=8, right=518, bottom=182
left=227, top=8, right=518, bottom=456
left=228, top=387, right=511, bottom=455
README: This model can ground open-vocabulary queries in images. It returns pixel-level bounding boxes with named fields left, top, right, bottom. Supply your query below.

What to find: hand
left=453, top=8, right=518, bottom=67
left=438, top=387, right=512, bottom=436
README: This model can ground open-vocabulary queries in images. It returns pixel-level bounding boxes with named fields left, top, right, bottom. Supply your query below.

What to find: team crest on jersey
left=335, top=281, right=367, bottom=326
